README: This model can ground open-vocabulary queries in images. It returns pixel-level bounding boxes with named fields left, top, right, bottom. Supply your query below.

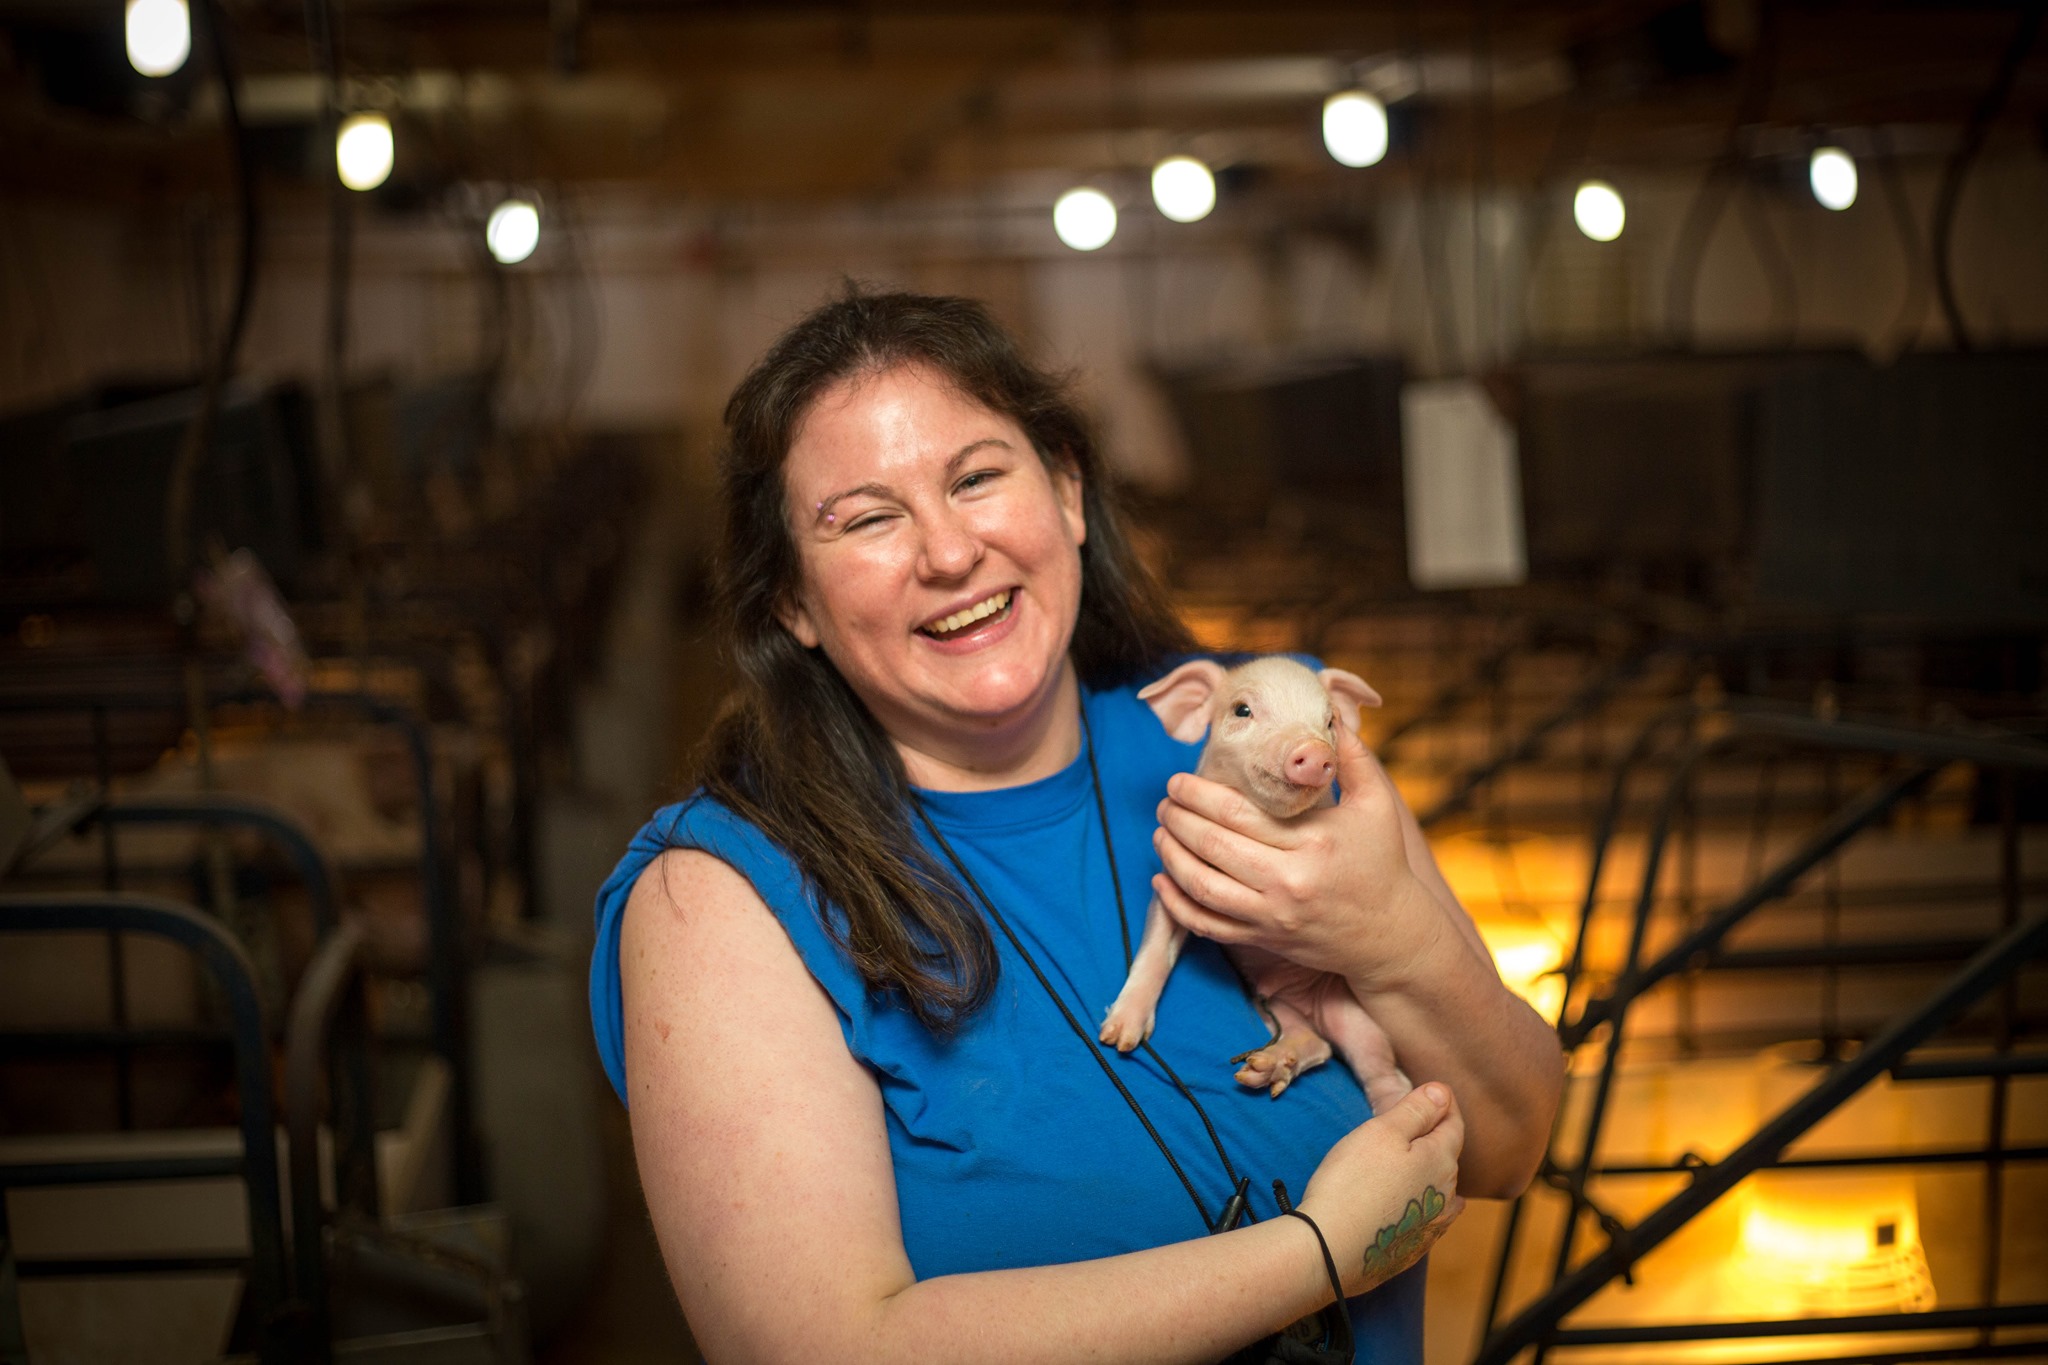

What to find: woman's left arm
left=1150, top=723, right=1564, bottom=1199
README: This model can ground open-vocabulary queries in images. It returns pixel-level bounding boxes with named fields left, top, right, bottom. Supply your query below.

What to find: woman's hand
left=1297, top=1081, right=1466, bottom=1297
left=1150, top=722, right=1444, bottom=990
left=1152, top=719, right=1566, bottom=1200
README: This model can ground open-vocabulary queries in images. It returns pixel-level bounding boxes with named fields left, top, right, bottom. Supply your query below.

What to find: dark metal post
left=1475, top=909, right=2048, bottom=1365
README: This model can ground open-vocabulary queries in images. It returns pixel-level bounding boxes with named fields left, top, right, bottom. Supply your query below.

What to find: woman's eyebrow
left=811, top=439, right=1015, bottom=525
left=812, top=481, right=891, bottom=524
left=944, top=437, right=1011, bottom=475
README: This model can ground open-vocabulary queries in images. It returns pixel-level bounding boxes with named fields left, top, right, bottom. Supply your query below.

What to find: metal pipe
left=1891, top=1054, right=2048, bottom=1081
left=0, top=894, right=293, bottom=1364
left=1562, top=762, right=1938, bottom=1049
left=285, top=922, right=367, bottom=1364
left=0, top=687, right=484, bottom=1207
left=0, top=1156, right=244, bottom=1187
left=1589, top=1144, right=2048, bottom=1178
left=1545, top=737, right=1724, bottom=1306
left=1473, top=697, right=1701, bottom=1349
left=1690, top=1338, right=2048, bottom=1365
left=1474, top=909, right=2048, bottom=1365
left=87, top=797, right=343, bottom=936
left=1702, top=938, right=1991, bottom=971
left=1419, top=646, right=1660, bottom=828
left=1550, top=1300, right=2048, bottom=1345
left=13, top=1255, right=253, bottom=1278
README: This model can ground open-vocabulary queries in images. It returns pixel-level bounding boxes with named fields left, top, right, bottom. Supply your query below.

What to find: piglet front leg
left=1099, top=893, right=1187, bottom=1052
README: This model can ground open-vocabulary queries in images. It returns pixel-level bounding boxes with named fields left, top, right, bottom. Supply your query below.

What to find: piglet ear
left=1318, top=667, right=1383, bottom=736
left=1137, top=659, right=1230, bottom=743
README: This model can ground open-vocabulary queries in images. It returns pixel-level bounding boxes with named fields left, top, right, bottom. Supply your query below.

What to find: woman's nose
left=917, top=511, right=983, bottom=580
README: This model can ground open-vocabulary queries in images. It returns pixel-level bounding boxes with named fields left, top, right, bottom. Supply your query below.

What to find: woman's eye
left=956, top=469, right=999, bottom=493
left=843, top=512, right=891, bottom=532
left=1233, top=703, right=1252, bottom=718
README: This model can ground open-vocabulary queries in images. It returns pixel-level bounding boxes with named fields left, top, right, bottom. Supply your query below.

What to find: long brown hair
left=696, top=287, right=1194, bottom=1028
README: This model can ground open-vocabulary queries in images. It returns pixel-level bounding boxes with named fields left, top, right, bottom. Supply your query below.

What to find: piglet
left=1100, top=656, right=1415, bottom=1114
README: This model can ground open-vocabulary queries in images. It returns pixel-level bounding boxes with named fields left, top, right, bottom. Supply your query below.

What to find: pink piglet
left=1101, top=655, right=1416, bottom=1115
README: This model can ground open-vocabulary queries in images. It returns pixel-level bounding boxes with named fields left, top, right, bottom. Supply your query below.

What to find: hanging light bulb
left=1151, top=156, right=1216, bottom=223
left=336, top=112, right=394, bottom=192
left=1322, top=90, right=1389, bottom=169
left=487, top=198, right=541, bottom=265
left=1053, top=187, right=1117, bottom=251
left=1573, top=179, right=1625, bottom=241
left=125, top=0, right=190, bottom=77
left=1810, top=146, right=1858, bottom=211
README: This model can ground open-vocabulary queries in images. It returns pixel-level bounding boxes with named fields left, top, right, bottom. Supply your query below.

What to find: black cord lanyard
left=910, top=700, right=1355, bottom=1363
left=909, top=703, right=1249, bottom=1235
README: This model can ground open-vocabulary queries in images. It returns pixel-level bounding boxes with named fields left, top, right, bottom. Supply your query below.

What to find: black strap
left=914, top=707, right=1357, bottom=1363
left=908, top=699, right=1243, bottom=1233
left=1281, top=1210, right=1348, bottom=1331
left=913, top=800, right=1224, bottom=1230
left=1079, top=705, right=1243, bottom=1193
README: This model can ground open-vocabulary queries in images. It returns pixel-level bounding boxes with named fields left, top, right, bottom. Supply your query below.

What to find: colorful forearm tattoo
left=1362, top=1186, right=1447, bottom=1278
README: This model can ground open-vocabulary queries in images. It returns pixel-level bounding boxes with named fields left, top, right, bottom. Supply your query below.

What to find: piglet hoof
left=1098, top=1005, right=1154, bottom=1054
left=1231, top=1045, right=1300, bottom=1098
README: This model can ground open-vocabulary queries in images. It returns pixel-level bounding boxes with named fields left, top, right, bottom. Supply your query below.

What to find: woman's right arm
left=620, top=848, right=1463, bottom=1365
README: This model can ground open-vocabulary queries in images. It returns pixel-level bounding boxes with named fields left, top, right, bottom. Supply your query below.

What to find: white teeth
left=925, top=591, right=1011, bottom=636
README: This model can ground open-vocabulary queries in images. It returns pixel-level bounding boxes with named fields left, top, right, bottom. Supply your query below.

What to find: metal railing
left=0, top=893, right=297, bottom=1365
left=0, top=686, right=482, bottom=1205
left=1472, top=702, right=2048, bottom=1365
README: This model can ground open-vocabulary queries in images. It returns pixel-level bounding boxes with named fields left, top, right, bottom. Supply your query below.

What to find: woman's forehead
left=784, top=364, right=1023, bottom=488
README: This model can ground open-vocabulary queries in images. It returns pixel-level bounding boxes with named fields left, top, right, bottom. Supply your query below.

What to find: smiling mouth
left=919, top=590, right=1013, bottom=640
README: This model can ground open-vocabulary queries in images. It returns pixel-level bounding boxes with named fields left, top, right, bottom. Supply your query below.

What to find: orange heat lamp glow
left=1729, top=1175, right=1934, bottom=1317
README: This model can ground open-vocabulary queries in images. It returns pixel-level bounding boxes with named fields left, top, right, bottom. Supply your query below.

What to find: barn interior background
left=1, top=0, right=2045, bottom=1362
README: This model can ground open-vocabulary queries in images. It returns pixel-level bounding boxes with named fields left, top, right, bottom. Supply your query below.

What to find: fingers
left=1375, top=1080, right=1454, bottom=1142
left=1427, top=1090, right=1467, bottom=1159
left=1332, top=726, right=1390, bottom=806
left=1163, top=772, right=1303, bottom=846
left=1150, top=872, right=1256, bottom=946
left=1154, top=798, right=1283, bottom=891
left=1152, top=826, right=1261, bottom=921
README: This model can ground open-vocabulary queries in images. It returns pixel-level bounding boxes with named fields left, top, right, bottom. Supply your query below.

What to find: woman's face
left=775, top=363, right=1087, bottom=762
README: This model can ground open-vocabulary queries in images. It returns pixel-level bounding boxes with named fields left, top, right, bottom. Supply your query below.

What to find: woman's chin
left=919, top=650, right=1072, bottom=728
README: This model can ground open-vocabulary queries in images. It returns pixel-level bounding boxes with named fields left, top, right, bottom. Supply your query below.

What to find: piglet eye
left=1233, top=702, right=1252, bottom=718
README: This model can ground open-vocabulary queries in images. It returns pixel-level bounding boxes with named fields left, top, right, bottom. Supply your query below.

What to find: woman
left=589, top=290, right=1563, bottom=1363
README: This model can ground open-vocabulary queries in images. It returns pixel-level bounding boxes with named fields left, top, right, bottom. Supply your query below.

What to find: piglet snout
left=1283, top=739, right=1336, bottom=788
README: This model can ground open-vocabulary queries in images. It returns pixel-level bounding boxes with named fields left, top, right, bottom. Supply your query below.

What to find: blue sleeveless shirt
left=588, top=677, right=1426, bottom=1362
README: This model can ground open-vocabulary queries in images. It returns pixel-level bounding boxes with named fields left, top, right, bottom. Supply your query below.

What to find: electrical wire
left=1514, top=93, right=1598, bottom=352
left=1929, top=0, right=2045, bottom=353
left=1735, top=177, right=1798, bottom=346
left=1869, top=123, right=1931, bottom=354
left=163, top=0, right=260, bottom=586
left=1472, top=0, right=1497, bottom=367
left=303, top=0, right=356, bottom=498
left=1664, top=10, right=1778, bottom=348
left=1408, top=1, right=1464, bottom=375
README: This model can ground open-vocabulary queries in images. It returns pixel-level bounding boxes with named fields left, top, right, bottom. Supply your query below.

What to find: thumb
left=1333, top=721, right=1383, bottom=805
left=1377, top=1081, right=1452, bottom=1139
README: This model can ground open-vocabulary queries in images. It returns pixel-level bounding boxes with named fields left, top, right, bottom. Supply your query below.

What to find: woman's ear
left=776, top=594, right=821, bottom=649
left=1054, top=453, right=1086, bottom=548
